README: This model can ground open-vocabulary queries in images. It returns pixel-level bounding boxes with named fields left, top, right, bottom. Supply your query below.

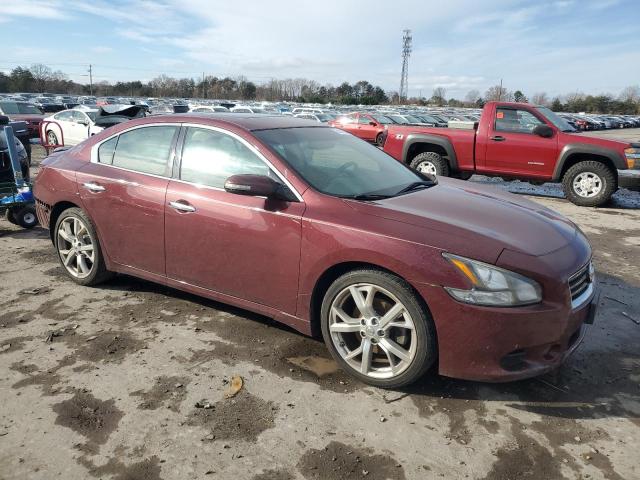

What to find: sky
left=1, top=0, right=638, bottom=99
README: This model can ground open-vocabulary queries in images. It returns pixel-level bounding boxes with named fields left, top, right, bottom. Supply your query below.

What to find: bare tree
left=464, top=89, right=480, bottom=105
left=29, top=63, right=53, bottom=93
left=619, top=85, right=640, bottom=103
left=485, top=85, right=513, bottom=102
left=431, top=86, right=447, bottom=106
left=531, top=92, right=550, bottom=106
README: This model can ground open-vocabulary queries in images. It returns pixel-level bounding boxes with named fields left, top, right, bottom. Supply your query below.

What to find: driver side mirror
left=369, top=121, right=377, bottom=126
left=533, top=124, right=554, bottom=138
left=224, top=174, right=296, bottom=202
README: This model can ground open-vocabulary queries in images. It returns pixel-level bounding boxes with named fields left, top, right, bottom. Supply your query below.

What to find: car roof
left=138, top=113, right=325, bottom=131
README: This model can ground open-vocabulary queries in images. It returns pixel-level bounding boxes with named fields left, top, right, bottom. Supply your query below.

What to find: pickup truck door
left=481, top=106, right=558, bottom=178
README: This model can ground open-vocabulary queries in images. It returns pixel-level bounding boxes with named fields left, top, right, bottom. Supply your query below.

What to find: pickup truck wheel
left=562, top=161, right=617, bottom=207
left=410, top=152, right=450, bottom=177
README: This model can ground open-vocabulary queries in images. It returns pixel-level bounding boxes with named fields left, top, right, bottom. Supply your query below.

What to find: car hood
left=345, top=178, right=579, bottom=259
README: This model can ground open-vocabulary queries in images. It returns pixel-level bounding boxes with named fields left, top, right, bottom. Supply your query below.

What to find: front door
left=356, top=114, right=378, bottom=142
left=76, top=125, right=179, bottom=275
left=164, top=126, right=304, bottom=314
left=482, top=106, right=558, bottom=177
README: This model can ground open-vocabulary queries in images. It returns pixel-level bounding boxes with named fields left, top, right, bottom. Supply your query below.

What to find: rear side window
left=180, top=127, right=274, bottom=188
left=98, top=136, right=118, bottom=164
left=112, top=126, right=178, bottom=176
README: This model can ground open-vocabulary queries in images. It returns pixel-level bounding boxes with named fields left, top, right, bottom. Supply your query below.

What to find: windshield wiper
left=394, top=181, right=436, bottom=196
left=349, top=193, right=393, bottom=201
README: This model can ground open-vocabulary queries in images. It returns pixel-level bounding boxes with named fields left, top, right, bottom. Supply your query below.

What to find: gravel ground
left=0, top=134, right=639, bottom=480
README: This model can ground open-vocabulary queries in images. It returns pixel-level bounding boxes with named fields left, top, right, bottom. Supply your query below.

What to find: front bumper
left=618, top=169, right=640, bottom=191
left=416, top=282, right=597, bottom=382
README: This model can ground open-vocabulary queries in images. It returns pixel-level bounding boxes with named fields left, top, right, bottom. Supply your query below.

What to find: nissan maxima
left=33, top=114, right=598, bottom=388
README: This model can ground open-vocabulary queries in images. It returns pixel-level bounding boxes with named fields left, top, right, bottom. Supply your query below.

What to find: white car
left=191, top=106, right=230, bottom=113
left=230, top=106, right=269, bottom=114
left=42, top=109, right=101, bottom=146
left=43, top=105, right=146, bottom=147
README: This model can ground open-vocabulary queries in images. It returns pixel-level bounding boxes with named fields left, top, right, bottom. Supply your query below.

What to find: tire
left=46, top=130, right=59, bottom=146
left=14, top=205, right=38, bottom=229
left=562, top=161, right=617, bottom=207
left=6, top=209, right=18, bottom=225
left=375, top=133, right=384, bottom=147
left=54, top=207, right=113, bottom=286
left=409, top=152, right=450, bottom=177
left=320, top=269, right=437, bottom=388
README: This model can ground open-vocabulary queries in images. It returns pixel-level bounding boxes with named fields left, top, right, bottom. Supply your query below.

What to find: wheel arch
left=48, top=200, right=81, bottom=243
left=553, top=144, right=623, bottom=181
left=308, top=261, right=435, bottom=341
left=402, top=134, right=459, bottom=171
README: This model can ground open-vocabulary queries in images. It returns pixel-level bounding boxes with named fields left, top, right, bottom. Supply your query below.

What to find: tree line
left=1, top=63, right=639, bottom=114
left=0, top=64, right=388, bottom=105
left=419, top=85, right=640, bottom=114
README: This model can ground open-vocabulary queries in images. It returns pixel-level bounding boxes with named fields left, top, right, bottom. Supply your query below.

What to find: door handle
left=169, top=200, right=196, bottom=213
left=490, top=136, right=506, bottom=142
left=83, top=182, right=105, bottom=192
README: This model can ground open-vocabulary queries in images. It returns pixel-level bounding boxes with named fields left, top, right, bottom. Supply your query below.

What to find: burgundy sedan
left=33, top=114, right=598, bottom=387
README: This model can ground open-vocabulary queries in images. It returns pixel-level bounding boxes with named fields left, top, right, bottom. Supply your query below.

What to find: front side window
left=180, top=127, right=275, bottom=188
left=255, top=127, right=425, bottom=198
left=112, top=126, right=177, bottom=176
left=495, top=108, right=544, bottom=134
left=358, top=115, right=374, bottom=125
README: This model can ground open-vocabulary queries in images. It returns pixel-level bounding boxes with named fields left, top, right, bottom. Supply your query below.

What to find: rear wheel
left=320, top=269, right=437, bottom=388
left=562, top=161, right=617, bottom=207
left=410, top=152, right=450, bottom=177
left=13, top=206, right=38, bottom=229
left=54, top=208, right=113, bottom=286
left=46, top=130, right=59, bottom=146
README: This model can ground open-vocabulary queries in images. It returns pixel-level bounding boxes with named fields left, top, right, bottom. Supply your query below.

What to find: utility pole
left=399, top=29, right=412, bottom=103
left=498, top=78, right=503, bottom=101
left=88, top=64, right=93, bottom=96
left=202, top=72, right=205, bottom=99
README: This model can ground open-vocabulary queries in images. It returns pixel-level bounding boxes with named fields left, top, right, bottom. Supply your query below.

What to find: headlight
left=443, top=253, right=542, bottom=307
left=624, top=148, right=639, bottom=168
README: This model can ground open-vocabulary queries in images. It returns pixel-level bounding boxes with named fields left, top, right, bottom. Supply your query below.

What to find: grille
left=569, top=262, right=592, bottom=302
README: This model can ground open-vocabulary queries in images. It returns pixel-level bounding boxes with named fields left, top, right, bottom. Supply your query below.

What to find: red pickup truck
left=381, top=101, right=640, bottom=206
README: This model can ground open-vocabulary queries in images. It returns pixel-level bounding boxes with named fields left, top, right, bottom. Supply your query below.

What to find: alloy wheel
left=328, top=283, right=417, bottom=379
left=416, top=161, right=437, bottom=176
left=572, top=172, right=603, bottom=198
left=57, top=216, right=95, bottom=278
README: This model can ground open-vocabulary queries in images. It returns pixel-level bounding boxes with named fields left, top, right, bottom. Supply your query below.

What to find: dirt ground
left=1, top=134, right=639, bottom=480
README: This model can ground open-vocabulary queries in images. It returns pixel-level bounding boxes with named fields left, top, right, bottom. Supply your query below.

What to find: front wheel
left=46, top=130, right=59, bottom=146
left=375, top=133, right=384, bottom=147
left=320, top=269, right=437, bottom=388
left=409, top=152, right=450, bottom=177
left=562, top=161, right=617, bottom=207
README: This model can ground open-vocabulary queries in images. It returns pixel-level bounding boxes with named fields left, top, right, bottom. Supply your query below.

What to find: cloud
left=4, top=0, right=68, bottom=20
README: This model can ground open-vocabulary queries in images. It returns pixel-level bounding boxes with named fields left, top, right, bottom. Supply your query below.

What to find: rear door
left=482, top=105, right=558, bottom=177
left=164, top=125, right=304, bottom=314
left=76, top=124, right=179, bottom=276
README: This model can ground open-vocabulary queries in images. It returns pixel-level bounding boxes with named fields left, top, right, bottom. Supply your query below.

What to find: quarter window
left=495, top=108, right=544, bottom=134
left=111, top=126, right=178, bottom=176
left=180, top=127, right=275, bottom=188
left=98, top=136, right=117, bottom=164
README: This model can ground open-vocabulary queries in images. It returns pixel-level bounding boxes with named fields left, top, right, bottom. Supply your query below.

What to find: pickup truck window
left=535, top=106, right=576, bottom=132
left=495, top=107, right=544, bottom=134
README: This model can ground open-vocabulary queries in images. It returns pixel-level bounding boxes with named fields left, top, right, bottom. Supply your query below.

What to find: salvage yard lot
left=1, top=134, right=639, bottom=479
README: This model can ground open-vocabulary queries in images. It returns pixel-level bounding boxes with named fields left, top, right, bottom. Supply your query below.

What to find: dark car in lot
left=34, top=114, right=597, bottom=387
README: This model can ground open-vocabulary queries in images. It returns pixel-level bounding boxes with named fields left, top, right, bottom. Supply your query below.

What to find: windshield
left=536, top=106, right=576, bottom=132
left=387, top=115, right=407, bottom=124
left=372, top=115, right=394, bottom=125
left=254, top=127, right=428, bottom=198
left=404, top=115, right=423, bottom=124
left=85, top=111, right=98, bottom=121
